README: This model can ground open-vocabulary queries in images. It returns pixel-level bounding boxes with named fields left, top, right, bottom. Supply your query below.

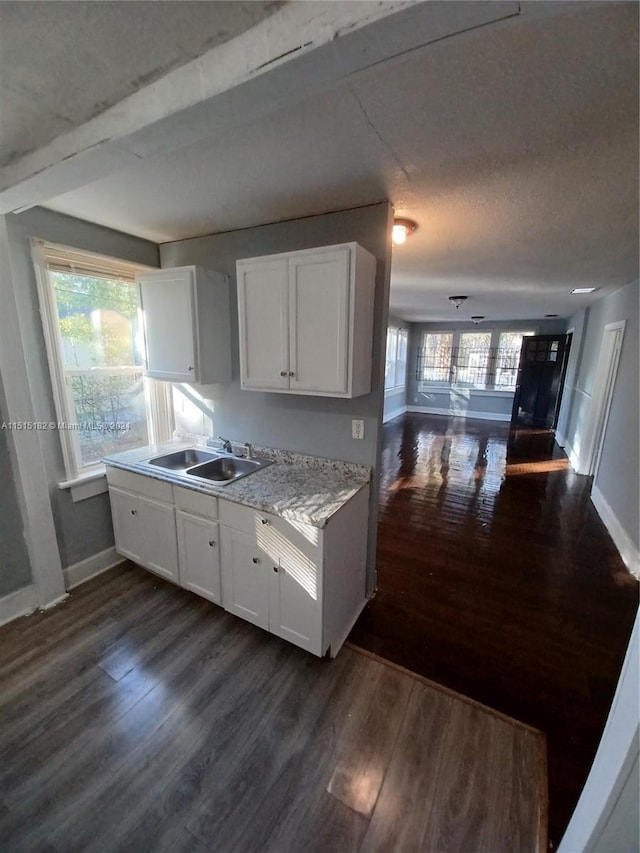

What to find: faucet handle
left=217, top=435, right=233, bottom=453
left=244, top=442, right=254, bottom=459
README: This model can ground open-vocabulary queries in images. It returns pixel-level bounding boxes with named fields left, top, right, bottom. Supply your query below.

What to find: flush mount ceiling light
left=471, top=315, right=485, bottom=324
left=392, top=218, right=417, bottom=245
left=571, top=287, right=597, bottom=294
left=545, top=314, right=559, bottom=318
left=448, top=295, right=468, bottom=309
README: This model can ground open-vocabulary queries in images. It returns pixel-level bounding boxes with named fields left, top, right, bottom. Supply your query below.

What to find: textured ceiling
left=5, top=1, right=639, bottom=321
left=0, top=1, right=280, bottom=167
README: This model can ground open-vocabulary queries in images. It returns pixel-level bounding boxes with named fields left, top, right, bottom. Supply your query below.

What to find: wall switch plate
left=352, top=419, right=365, bottom=440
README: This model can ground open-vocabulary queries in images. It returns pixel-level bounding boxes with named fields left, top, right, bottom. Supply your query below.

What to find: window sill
left=418, top=385, right=515, bottom=397
left=59, top=467, right=108, bottom=502
left=384, top=385, right=406, bottom=396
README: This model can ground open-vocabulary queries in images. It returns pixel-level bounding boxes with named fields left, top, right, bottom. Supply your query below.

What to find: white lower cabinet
left=220, top=525, right=269, bottom=631
left=109, top=486, right=178, bottom=583
left=106, top=465, right=369, bottom=658
left=176, top=511, right=221, bottom=604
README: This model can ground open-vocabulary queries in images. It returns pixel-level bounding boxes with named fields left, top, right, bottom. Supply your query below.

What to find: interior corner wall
left=559, top=280, right=639, bottom=567
left=383, top=313, right=410, bottom=422
left=0, top=374, right=31, bottom=597
left=160, top=201, right=394, bottom=591
left=4, top=207, right=160, bottom=569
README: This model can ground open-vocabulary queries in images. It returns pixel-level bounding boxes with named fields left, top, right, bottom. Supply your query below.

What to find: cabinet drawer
left=173, top=485, right=218, bottom=519
left=219, top=499, right=321, bottom=562
left=105, top=467, right=173, bottom=503
left=218, top=499, right=275, bottom=534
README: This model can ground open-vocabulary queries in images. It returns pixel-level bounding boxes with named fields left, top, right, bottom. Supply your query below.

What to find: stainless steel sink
left=147, top=448, right=218, bottom=470
left=186, top=455, right=271, bottom=484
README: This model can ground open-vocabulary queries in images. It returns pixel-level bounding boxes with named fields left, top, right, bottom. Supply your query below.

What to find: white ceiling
left=3, top=1, right=638, bottom=322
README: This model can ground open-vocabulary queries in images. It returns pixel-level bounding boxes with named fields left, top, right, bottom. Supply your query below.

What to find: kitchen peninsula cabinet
left=137, top=265, right=231, bottom=384
left=236, top=243, right=376, bottom=397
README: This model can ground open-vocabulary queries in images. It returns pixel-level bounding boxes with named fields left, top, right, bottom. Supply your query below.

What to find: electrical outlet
left=352, top=419, right=365, bottom=440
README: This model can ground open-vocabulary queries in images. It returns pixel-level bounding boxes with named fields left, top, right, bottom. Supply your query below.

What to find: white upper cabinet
left=137, top=265, right=231, bottom=384
left=236, top=243, right=376, bottom=398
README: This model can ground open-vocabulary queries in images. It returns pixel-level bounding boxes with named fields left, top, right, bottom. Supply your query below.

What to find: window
left=385, top=327, right=408, bottom=391
left=418, top=329, right=535, bottom=391
left=422, top=333, right=453, bottom=383
left=454, top=332, right=491, bottom=389
left=495, top=331, right=533, bottom=389
left=33, top=242, right=173, bottom=485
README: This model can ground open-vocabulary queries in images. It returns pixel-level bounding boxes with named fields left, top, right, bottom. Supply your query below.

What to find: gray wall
left=407, top=318, right=569, bottom=420
left=4, top=207, right=159, bottom=569
left=559, top=280, right=639, bottom=555
left=161, top=201, right=393, bottom=590
left=0, top=376, right=31, bottom=596
left=383, top=313, right=410, bottom=422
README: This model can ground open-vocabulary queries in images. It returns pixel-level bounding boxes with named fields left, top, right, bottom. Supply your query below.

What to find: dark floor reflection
left=350, top=412, right=638, bottom=848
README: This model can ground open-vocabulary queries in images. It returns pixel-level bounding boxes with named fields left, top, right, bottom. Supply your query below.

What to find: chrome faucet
left=244, top=442, right=255, bottom=459
left=217, top=435, right=233, bottom=453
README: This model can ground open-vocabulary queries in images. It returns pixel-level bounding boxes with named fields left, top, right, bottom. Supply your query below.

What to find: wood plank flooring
left=0, top=562, right=544, bottom=853
left=349, top=413, right=639, bottom=849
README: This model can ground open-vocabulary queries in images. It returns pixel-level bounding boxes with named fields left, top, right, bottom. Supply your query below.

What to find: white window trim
left=32, top=241, right=173, bottom=496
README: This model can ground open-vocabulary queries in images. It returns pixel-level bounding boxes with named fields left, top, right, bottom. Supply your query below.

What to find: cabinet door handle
left=131, top=509, right=137, bottom=516
left=280, top=370, right=287, bottom=376
left=188, top=365, right=194, bottom=372
left=209, top=540, right=216, bottom=547
left=252, top=557, right=261, bottom=564
left=260, top=518, right=269, bottom=525
left=288, top=371, right=295, bottom=377
left=273, top=565, right=279, bottom=573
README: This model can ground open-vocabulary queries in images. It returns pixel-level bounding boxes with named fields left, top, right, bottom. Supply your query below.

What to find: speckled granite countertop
left=103, top=441, right=371, bottom=528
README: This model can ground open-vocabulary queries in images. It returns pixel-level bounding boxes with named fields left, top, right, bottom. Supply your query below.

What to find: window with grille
left=421, top=333, right=453, bottom=383
left=33, top=241, right=173, bottom=482
left=417, top=329, right=535, bottom=391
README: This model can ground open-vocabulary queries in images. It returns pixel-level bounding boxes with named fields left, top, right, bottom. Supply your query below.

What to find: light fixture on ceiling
left=471, top=316, right=485, bottom=324
left=571, top=287, right=597, bottom=294
left=392, top=218, right=417, bottom=245
left=545, top=314, right=559, bottom=318
left=449, top=295, right=468, bottom=309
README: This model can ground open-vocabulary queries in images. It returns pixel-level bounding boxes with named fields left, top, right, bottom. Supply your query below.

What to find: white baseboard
left=407, top=405, right=511, bottom=422
left=591, top=486, right=640, bottom=579
left=0, top=583, right=39, bottom=627
left=555, top=429, right=566, bottom=448
left=383, top=405, right=407, bottom=423
left=63, top=546, right=121, bottom=590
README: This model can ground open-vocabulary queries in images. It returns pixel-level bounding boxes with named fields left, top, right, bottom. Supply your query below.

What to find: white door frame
left=580, top=321, right=626, bottom=477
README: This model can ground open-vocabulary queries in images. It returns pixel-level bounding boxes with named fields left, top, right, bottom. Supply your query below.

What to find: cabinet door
left=288, top=248, right=350, bottom=395
left=176, top=510, right=221, bottom=604
left=220, top=525, right=269, bottom=630
left=139, top=269, right=197, bottom=382
left=269, top=545, right=323, bottom=656
left=237, top=259, right=289, bottom=390
left=109, top=487, right=143, bottom=564
left=140, top=497, right=179, bottom=583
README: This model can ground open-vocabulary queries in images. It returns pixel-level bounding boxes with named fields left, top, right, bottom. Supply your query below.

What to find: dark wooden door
left=511, top=334, right=571, bottom=428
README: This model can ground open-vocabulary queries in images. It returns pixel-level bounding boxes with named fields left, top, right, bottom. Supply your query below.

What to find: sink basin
left=148, top=448, right=218, bottom=470
left=186, top=455, right=270, bottom=484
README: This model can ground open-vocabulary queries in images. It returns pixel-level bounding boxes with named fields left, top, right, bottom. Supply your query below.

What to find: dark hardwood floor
left=349, top=412, right=639, bottom=849
left=0, top=563, right=544, bottom=852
